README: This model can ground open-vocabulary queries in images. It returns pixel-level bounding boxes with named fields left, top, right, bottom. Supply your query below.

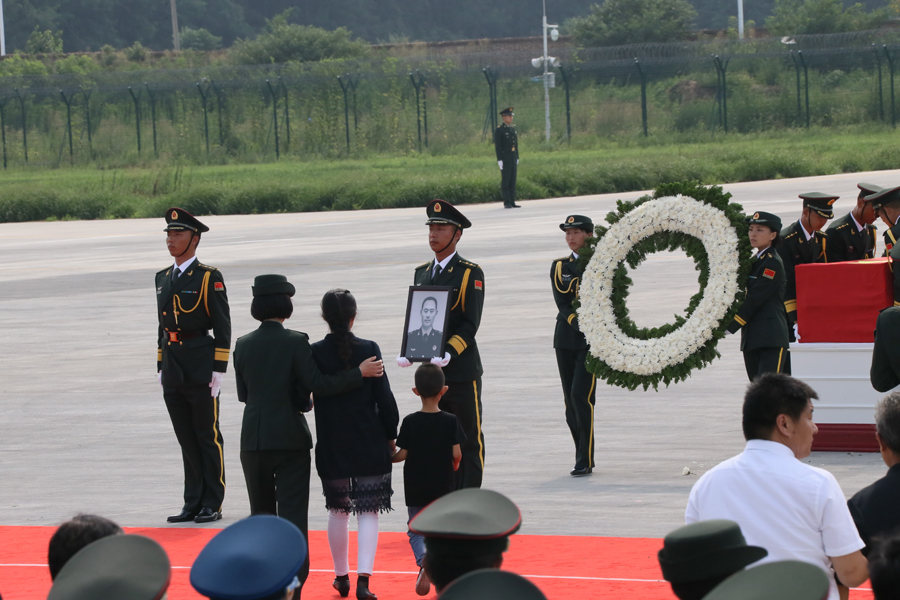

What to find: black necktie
left=432, top=264, right=442, bottom=281
left=171, top=267, right=181, bottom=283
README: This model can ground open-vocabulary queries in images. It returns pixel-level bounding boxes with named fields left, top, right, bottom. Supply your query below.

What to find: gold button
left=163, top=311, right=167, bottom=316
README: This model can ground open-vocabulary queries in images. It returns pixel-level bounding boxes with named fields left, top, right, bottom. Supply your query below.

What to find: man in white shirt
left=685, top=373, right=867, bottom=600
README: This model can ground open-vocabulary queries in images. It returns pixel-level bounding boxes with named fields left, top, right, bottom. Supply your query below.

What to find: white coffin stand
left=789, top=342, right=881, bottom=452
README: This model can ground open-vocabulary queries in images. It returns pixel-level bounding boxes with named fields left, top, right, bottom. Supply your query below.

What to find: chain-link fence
left=3, top=29, right=900, bottom=168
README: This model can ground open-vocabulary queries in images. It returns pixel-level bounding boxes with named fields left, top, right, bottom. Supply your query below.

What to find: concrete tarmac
left=1, top=170, right=896, bottom=537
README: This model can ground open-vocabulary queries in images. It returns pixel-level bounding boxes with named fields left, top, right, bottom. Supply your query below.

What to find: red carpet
left=0, top=526, right=873, bottom=599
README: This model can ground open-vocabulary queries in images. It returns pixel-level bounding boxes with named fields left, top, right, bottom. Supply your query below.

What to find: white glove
left=430, top=352, right=451, bottom=368
left=210, top=371, right=224, bottom=398
left=397, top=354, right=412, bottom=368
left=158, top=371, right=162, bottom=387
left=498, top=160, right=503, bottom=170
left=793, top=323, right=801, bottom=342
left=517, top=159, right=519, bottom=165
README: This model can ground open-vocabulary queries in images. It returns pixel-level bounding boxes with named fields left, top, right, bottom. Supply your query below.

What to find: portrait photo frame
left=400, top=285, right=453, bottom=361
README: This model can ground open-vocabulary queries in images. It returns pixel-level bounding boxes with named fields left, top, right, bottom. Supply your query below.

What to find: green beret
left=559, top=215, right=594, bottom=232
left=164, top=207, right=209, bottom=233
left=426, top=199, right=472, bottom=229
left=703, top=560, right=829, bottom=600
left=440, top=569, right=548, bottom=600
left=252, top=274, right=296, bottom=297
left=658, top=520, right=767, bottom=584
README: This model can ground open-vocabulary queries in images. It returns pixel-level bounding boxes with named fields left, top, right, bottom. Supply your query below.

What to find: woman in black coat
left=311, top=289, right=399, bottom=600
left=233, top=275, right=384, bottom=594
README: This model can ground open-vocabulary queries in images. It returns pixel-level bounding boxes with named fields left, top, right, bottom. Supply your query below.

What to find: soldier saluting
left=156, top=208, right=231, bottom=524
left=494, top=107, right=520, bottom=209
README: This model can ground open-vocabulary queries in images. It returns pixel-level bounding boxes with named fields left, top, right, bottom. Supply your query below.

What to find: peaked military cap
left=745, top=211, right=782, bottom=232
left=499, top=107, right=514, bottom=116
left=657, top=520, right=767, bottom=584
left=440, top=569, right=548, bottom=600
left=559, top=215, right=594, bottom=232
left=703, top=560, right=829, bottom=600
left=164, top=207, right=209, bottom=233
left=425, top=199, right=472, bottom=229
left=48, top=535, right=171, bottom=600
left=858, top=182, right=884, bottom=196
left=191, top=515, right=308, bottom=600
left=866, top=185, right=900, bottom=210
left=252, top=274, right=296, bottom=297
left=798, top=192, right=837, bottom=219
left=410, top=488, right=521, bottom=556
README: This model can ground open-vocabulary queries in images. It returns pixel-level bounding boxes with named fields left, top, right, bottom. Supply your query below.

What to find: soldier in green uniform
left=871, top=306, right=900, bottom=391
left=398, top=199, right=486, bottom=489
left=406, top=296, right=444, bottom=360
left=777, top=192, right=834, bottom=342
left=494, top=107, right=520, bottom=209
left=825, top=183, right=880, bottom=262
left=727, top=212, right=790, bottom=381
left=869, top=186, right=900, bottom=306
left=156, top=208, right=231, bottom=524
left=551, top=215, right=597, bottom=477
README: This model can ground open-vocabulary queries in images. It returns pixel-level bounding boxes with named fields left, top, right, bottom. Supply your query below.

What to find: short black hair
left=742, top=373, right=818, bottom=441
left=48, top=514, right=122, bottom=580
left=415, top=363, right=445, bottom=398
left=875, top=392, right=900, bottom=455
left=422, top=551, right=503, bottom=592
left=250, top=294, right=293, bottom=321
left=869, top=533, right=900, bottom=600
left=670, top=575, right=732, bottom=600
left=421, top=296, right=438, bottom=311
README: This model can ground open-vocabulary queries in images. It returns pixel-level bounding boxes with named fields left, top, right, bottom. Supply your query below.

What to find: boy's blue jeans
left=407, top=506, right=426, bottom=567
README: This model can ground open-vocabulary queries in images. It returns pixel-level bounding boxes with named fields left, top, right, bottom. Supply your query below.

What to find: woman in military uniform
left=727, top=212, right=790, bottom=380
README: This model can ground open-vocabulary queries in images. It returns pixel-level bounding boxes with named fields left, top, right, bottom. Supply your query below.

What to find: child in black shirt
left=393, top=363, right=466, bottom=596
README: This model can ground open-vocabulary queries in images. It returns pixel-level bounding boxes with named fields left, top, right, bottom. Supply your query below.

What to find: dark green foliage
left=181, top=27, right=223, bottom=51
left=569, top=0, right=697, bottom=48
left=24, top=27, right=64, bottom=54
left=575, top=181, right=752, bottom=391
left=766, top=0, right=889, bottom=35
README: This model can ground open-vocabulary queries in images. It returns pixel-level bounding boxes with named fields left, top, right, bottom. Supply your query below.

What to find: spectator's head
left=703, top=560, right=829, bottom=600
left=742, top=373, right=819, bottom=459
left=48, top=534, right=170, bottom=600
left=320, top=289, right=358, bottom=367
left=658, top=520, right=767, bottom=600
left=869, top=532, right=900, bottom=600
left=48, top=514, right=123, bottom=580
left=875, top=392, right=900, bottom=467
left=411, top=489, right=521, bottom=593
left=439, top=569, right=548, bottom=600
left=414, top=363, right=446, bottom=401
left=191, top=515, right=307, bottom=600
left=250, top=275, right=295, bottom=322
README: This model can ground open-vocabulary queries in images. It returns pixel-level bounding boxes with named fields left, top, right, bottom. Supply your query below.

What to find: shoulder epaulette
left=197, top=263, right=218, bottom=271
left=156, top=266, right=171, bottom=275
left=834, top=223, right=850, bottom=230
left=459, top=259, right=480, bottom=268
left=784, top=231, right=799, bottom=239
left=415, top=261, right=432, bottom=270
left=555, top=256, right=572, bottom=262
left=286, top=329, right=310, bottom=339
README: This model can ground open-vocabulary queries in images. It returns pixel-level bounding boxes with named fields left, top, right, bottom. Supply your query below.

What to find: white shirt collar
left=798, top=220, right=813, bottom=241
left=850, top=212, right=865, bottom=233
left=754, top=246, right=771, bottom=258
left=744, top=438, right=796, bottom=458
left=571, top=251, right=579, bottom=260
left=433, top=251, right=457, bottom=271
left=173, top=255, right=197, bottom=274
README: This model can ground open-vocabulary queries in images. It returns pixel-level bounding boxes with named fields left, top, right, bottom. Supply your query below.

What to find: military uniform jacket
left=883, top=222, right=900, bottom=257
left=848, top=464, right=900, bottom=553
left=777, top=221, right=828, bottom=325
left=888, top=232, right=900, bottom=306
left=726, top=249, right=790, bottom=351
left=414, top=254, right=484, bottom=381
left=234, top=321, right=363, bottom=452
left=156, top=261, right=231, bottom=386
left=870, top=307, right=900, bottom=392
left=493, top=123, right=518, bottom=161
left=406, top=328, right=444, bottom=359
left=551, top=255, right=588, bottom=350
left=825, top=212, right=876, bottom=262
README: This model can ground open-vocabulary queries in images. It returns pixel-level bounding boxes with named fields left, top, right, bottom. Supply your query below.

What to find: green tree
left=181, top=27, right=223, bottom=50
left=569, top=0, right=697, bottom=47
left=228, top=9, right=369, bottom=65
left=24, top=26, right=63, bottom=53
left=766, top=0, right=888, bottom=35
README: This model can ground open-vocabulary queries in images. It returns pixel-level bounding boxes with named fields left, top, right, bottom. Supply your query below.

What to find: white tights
left=328, top=509, right=380, bottom=576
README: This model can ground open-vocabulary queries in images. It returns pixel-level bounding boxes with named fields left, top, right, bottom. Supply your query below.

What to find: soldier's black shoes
left=167, top=509, right=198, bottom=523
left=504, top=203, right=521, bottom=209
left=194, top=507, right=222, bottom=523
left=570, top=466, right=593, bottom=477
left=333, top=575, right=350, bottom=598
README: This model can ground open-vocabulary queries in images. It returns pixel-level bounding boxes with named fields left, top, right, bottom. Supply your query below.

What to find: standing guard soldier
left=826, top=183, right=880, bottom=262
left=868, top=186, right=900, bottom=305
left=494, top=107, right=520, bottom=209
left=156, top=207, right=231, bottom=524
left=551, top=215, right=597, bottom=477
left=398, top=199, right=486, bottom=489
left=777, top=192, right=833, bottom=343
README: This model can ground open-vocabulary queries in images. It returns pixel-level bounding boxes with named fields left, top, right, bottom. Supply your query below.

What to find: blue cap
left=190, top=516, right=308, bottom=600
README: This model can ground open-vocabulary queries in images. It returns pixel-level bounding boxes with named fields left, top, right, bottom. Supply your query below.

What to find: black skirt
left=322, top=473, right=393, bottom=515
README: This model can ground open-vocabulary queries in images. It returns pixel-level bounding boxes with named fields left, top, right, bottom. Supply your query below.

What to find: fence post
left=712, top=55, right=729, bottom=133
left=210, top=80, right=225, bottom=147
left=557, top=64, right=573, bottom=142
left=338, top=75, right=352, bottom=153
left=279, top=77, right=290, bottom=153
left=885, top=46, right=896, bottom=129
left=144, top=83, right=158, bottom=156
left=790, top=51, right=802, bottom=125
left=482, top=67, right=499, bottom=138
left=59, top=90, right=75, bottom=165
left=348, top=73, right=361, bottom=132
left=80, top=87, right=93, bottom=158
left=265, top=79, right=280, bottom=159
left=127, top=86, right=142, bottom=153
left=0, top=97, right=7, bottom=169
left=874, top=44, right=885, bottom=122
left=196, top=82, right=211, bottom=154
left=409, top=71, right=423, bottom=152
left=421, top=72, right=428, bottom=149
left=798, top=51, right=810, bottom=129
left=633, top=59, right=648, bottom=137
left=14, top=88, right=27, bottom=163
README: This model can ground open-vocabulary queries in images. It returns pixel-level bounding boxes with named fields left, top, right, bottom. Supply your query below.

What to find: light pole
left=737, top=0, right=744, bottom=39
left=533, top=0, right=559, bottom=142
left=171, top=0, right=181, bottom=51
left=0, top=0, right=6, bottom=56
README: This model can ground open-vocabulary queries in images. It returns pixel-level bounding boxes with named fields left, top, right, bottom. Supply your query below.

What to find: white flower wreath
left=579, top=195, right=741, bottom=378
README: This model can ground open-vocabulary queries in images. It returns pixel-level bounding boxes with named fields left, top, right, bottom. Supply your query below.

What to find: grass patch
left=1, top=126, right=898, bottom=223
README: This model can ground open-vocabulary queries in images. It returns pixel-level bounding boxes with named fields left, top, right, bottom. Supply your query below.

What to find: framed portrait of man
left=401, top=286, right=452, bottom=361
